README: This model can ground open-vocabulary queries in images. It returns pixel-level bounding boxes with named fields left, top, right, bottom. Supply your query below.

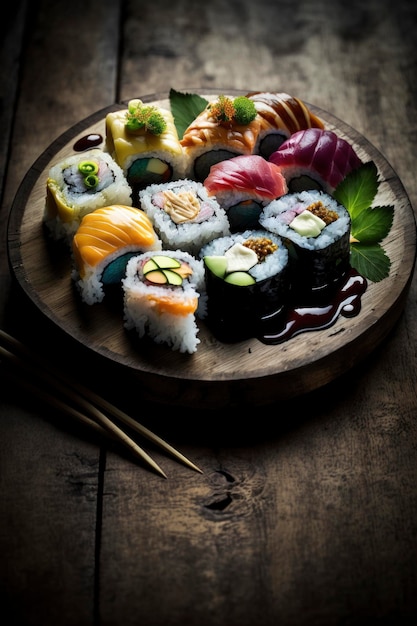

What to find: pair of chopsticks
left=0, top=329, right=202, bottom=478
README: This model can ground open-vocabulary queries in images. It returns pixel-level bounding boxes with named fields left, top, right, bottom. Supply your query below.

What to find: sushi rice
left=122, top=249, right=207, bottom=354
left=139, top=179, right=230, bottom=256
left=44, top=148, right=132, bottom=243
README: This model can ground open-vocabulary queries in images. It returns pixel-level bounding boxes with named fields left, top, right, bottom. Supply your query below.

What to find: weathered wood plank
left=0, top=1, right=124, bottom=624
left=97, top=1, right=417, bottom=624
left=1, top=0, right=417, bottom=624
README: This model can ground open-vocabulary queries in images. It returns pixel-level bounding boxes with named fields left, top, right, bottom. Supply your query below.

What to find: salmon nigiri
left=203, top=154, right=288, bottom=232
left=72, top=204, right=162, bottom=304
left=269, top=128, right=363, bottom=194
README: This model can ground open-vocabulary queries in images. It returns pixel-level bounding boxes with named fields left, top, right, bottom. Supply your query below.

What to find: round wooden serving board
left=7, top=92, right=417, bottom=408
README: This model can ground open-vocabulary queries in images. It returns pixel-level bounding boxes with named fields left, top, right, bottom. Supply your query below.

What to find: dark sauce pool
left=206, top=267, right=368, bottom=345
left=259, top=268, right=367, bottom=344
left=73, top=134, right=103, bottom=151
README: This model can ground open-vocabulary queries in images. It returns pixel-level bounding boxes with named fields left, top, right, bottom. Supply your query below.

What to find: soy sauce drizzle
left=259, top=268, right=367, bottom=344
left=73, top=133, right=103, bottom=151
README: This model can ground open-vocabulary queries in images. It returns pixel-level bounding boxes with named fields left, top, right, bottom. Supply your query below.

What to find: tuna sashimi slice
left=269, top=128, right=362, bottom=192
left=204, top=154, right=288, bottom=201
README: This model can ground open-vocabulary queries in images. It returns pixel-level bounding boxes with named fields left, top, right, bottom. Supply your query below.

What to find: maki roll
left=105, top=99, right=186, bottom=202
left=247, top=91, right=325, bottom=159
left=180, top=94, right=261, bottom=182
left=259, top=190, right=351, bottom=300
left=72, top=204, right=162, bottom=305
left=203, top=154, right=287, bottom=232
left=139, top=179, right=230, bottom=256
left=269, top=128, right=362, bottom=194
left=200, top=230, right=290, bottom=342
left=43, top=149, right=132, bottom=243
left=122, top=250, right=206, bottom=354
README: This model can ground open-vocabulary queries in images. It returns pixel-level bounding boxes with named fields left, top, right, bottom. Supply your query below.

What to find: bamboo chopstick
left=0, top=329, right=202, bottom=477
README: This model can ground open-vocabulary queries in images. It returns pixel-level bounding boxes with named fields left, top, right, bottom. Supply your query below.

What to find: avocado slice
left=204, top=255, right=228, bottom=279
left=224, top=271, right=256, bottom=286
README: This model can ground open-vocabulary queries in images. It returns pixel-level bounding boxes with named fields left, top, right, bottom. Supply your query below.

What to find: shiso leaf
left=350, top=243, right=391, bottom=283
left=333, top=161, right=379, bottom=220
left=169, top=88, right=209, bottom=139
left=350, top=205, right=394, bottom=245
left=333, top=160, right=393, bottom=282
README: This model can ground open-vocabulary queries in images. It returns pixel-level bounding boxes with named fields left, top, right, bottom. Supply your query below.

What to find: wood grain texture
left=7, top=99, right=416, bottom=408
left=1, top=1, right=417, bottom=625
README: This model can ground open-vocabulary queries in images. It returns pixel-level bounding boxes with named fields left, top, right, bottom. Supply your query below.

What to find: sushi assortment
left=42, top=89, right=372, bottom=353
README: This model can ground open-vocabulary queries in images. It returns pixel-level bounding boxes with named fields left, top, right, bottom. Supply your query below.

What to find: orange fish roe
left=307, top=201, right=338, bottom=225
left=243, top=237, right=278, bottom=263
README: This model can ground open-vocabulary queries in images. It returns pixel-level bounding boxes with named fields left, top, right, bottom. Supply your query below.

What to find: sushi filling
left=193, top=149, right=240, bottom=182
left=127, top=157, right=173, bottom=195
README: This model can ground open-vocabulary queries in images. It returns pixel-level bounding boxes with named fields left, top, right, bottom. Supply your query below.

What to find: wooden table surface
left=1, top=1, right=417, bottom=624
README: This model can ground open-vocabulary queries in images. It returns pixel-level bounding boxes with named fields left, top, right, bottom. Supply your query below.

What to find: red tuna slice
left=269, top=128, right=362, bottom=193
left=204, top=154, right=288, bottom=202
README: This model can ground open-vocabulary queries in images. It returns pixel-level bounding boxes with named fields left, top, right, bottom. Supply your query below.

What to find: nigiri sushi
left=203, top=154, right=288, bottom=231
left=43, top=149, right=132, bottom=243
left=269, top=128, right=363, bottom=194
left=122, top=249, right=206, bottom=354
left=139, top=179, right=230, bottom=255
left=72, top=204, right=162, bottom=305
left=180, top=94, right=262, bottom=182
left=105, top=99, right=186, bottom=202
left=247, top=91, right=325, bottom=159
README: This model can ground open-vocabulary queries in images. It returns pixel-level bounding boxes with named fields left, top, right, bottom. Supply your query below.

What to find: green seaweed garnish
left=125, top=99, right=167, bottom=135
left=169, top=88, right=208, bottom=139
left=333, top=161, right=394, bottom=282
left=233, top=96, right=257, bottom=125
left=169, top=89, right=257, bottom=138
left=207, top=94, right=257, bottom=125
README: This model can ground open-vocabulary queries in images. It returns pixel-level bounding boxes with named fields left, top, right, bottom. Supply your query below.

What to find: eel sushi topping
left=200, top=230, right=290, bottom=342
left=259, top=190, right=352, bottom=299
left=122, top=250, right=206, bottom=354
left=139, top=179, right=230, bottom=256
left=269, top=128, right=363, bottom=194
left=43, top=149, right=132, bottom=243
left=180, top=95, right=261, bottom=182
left=105, top=99, right=186, bottom=201
left=71, top=204, right=162, bottom=305
left=203, top=154, right=288, bottom=231
left=246, top=91, right=325, bottom=159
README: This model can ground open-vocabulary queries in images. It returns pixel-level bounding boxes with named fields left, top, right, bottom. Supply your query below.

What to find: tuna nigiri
left=72, top=204, right=162, bottom=305
left=203, top=154, right=288, bottom=232
left=269, top=128, right=363, bottom=194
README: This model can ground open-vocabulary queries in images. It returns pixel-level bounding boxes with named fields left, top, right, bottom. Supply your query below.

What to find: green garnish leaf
left=169, top=88, right=209, bottom=139
left=350, top=205, right=394, bottom=245
left=332, top=160, right=393, bottom=282
left=350, top=243, right=391, bottom=283
left=333, top=161, right=379, bottom=220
